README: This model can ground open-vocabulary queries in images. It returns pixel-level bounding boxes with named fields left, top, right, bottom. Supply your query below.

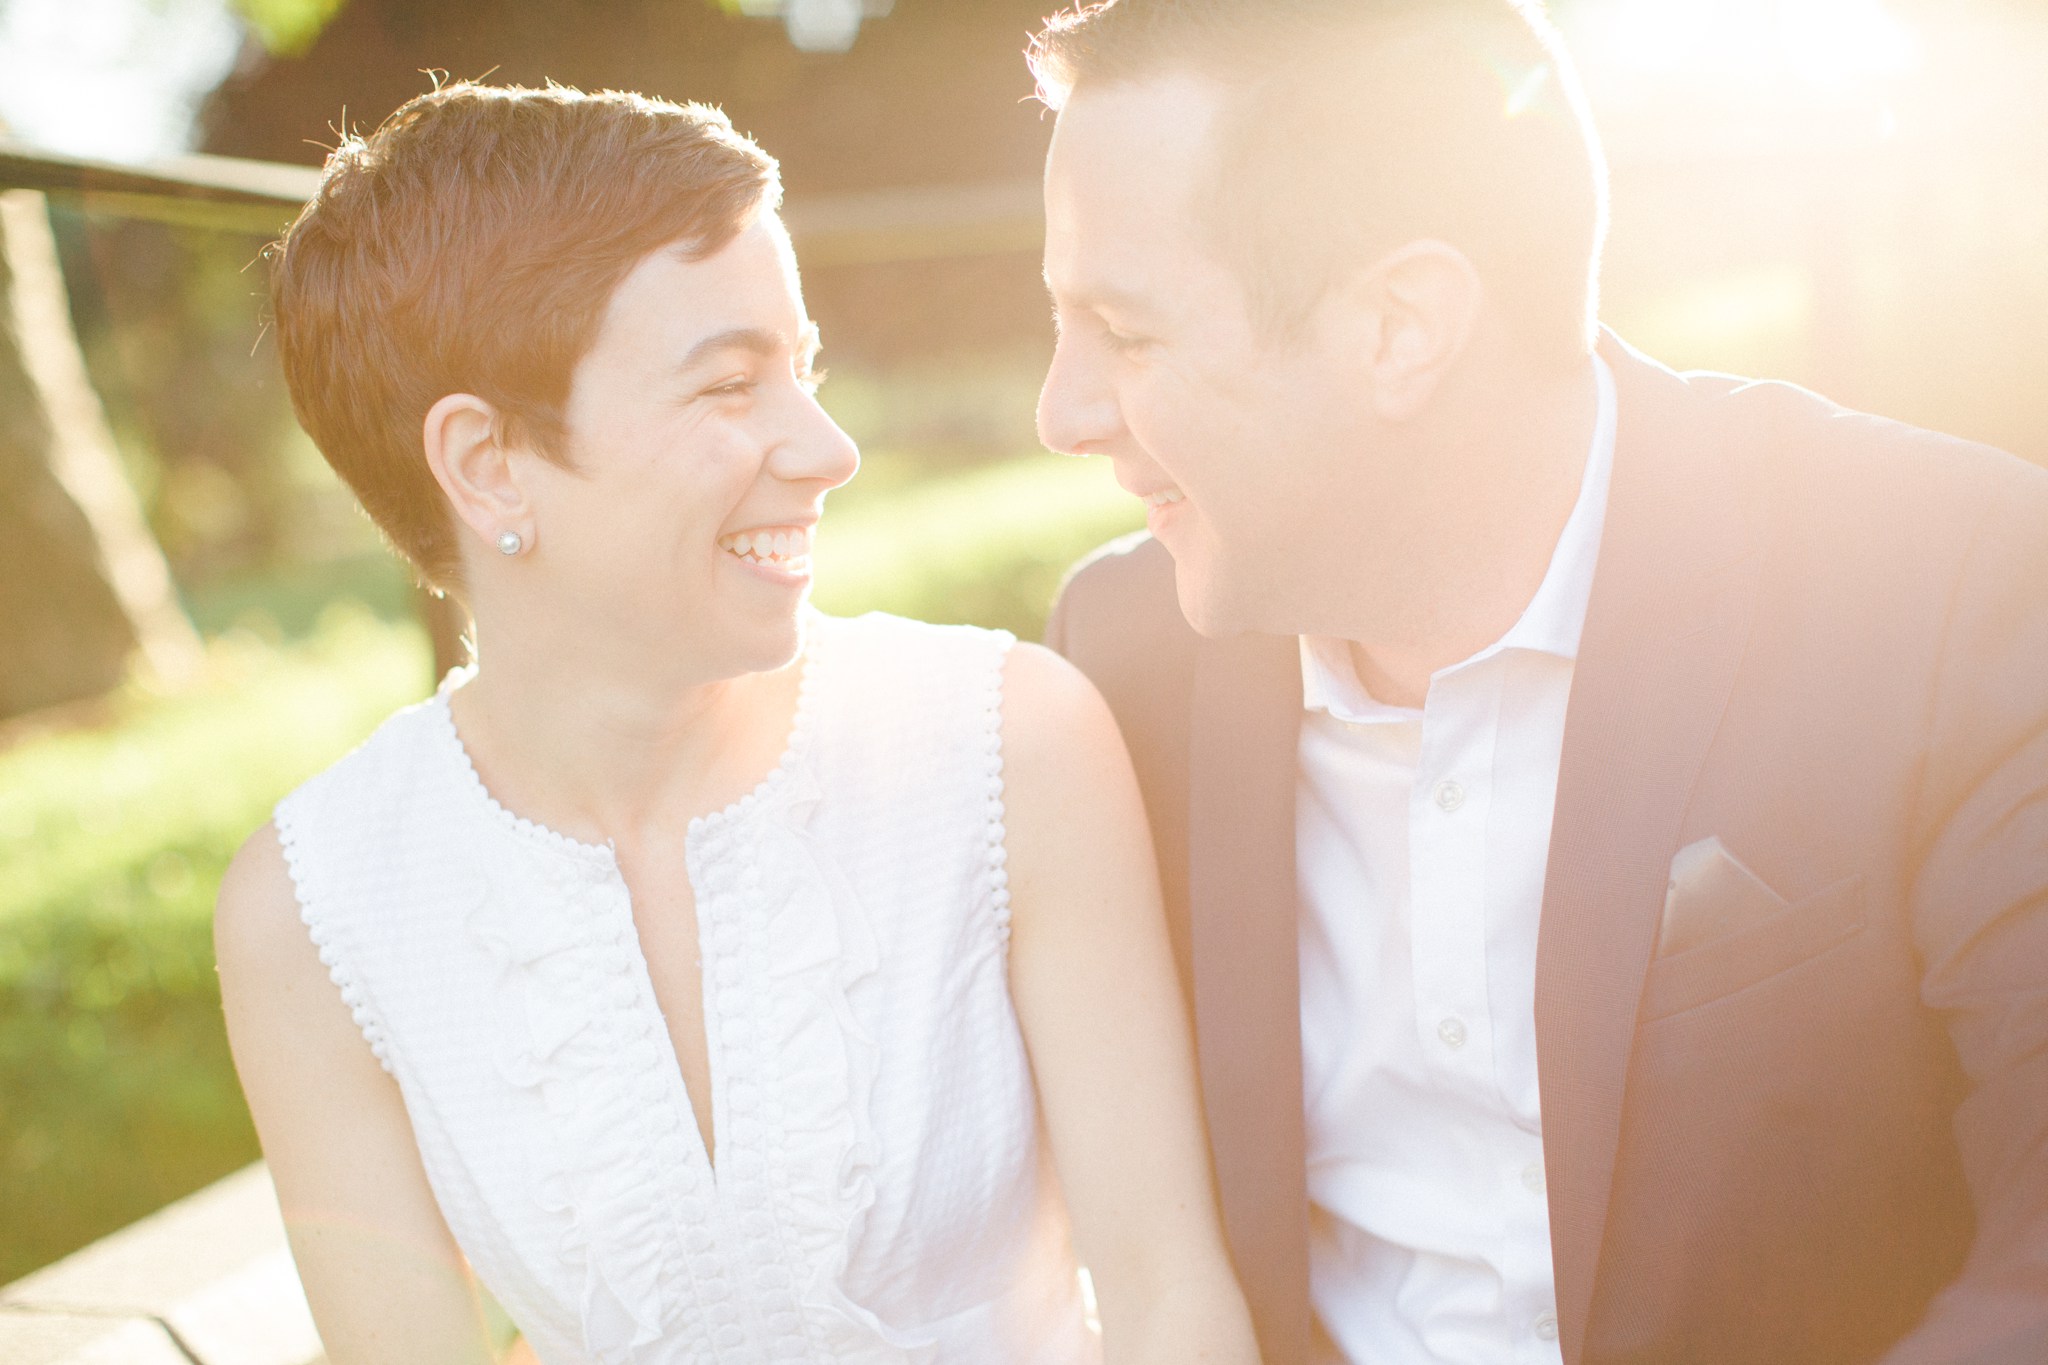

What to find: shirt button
left=1437, top=1017, right=1467, bottom=1049
left=1535, top=1309, right=1559, bottom=1342
left=1522, top=1161, right=1545, bottom=1194
left=1434, top=779, right=1466, bottom=812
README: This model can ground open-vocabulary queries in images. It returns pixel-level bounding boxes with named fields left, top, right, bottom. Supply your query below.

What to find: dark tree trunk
left=0, top=191, right=198, bottom=721
left=0, top=221, right=135, bottom=717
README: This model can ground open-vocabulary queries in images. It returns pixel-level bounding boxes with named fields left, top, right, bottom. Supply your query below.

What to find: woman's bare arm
left=215, top=824, right=505, bottom=1364
left=1000, top=643, right=1262, bottom=1365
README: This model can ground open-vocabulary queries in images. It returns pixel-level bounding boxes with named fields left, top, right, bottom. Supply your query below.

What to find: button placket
left=1407, top=669, right=1497, bottom=1078
left=1497, top=1125, right=1561, bottom=1363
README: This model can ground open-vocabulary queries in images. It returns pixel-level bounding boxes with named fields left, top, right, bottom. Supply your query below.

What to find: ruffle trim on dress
left=463, top=836, right=722, bottom=1364
left=685, top=617, right=936, bottom=1361
left=700, top=788, right=939, bottom=1359
left=274, top=786, right=396, bottom=1076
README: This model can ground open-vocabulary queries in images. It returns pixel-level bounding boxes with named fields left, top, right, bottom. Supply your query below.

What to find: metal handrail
left=0, top=139, right=319, bottom=235
left=0, top=137, right=1042, bottom=259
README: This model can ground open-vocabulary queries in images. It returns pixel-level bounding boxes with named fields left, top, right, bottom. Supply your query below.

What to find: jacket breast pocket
left=1638, top=873, right=1867, bottom=1023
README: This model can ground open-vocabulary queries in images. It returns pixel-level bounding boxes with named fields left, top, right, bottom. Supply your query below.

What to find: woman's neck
left=445, top=613, right=803, bottom=850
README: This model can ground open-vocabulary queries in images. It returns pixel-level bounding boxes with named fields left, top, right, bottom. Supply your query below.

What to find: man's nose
left=1037, top=333, right=1120, bottom=457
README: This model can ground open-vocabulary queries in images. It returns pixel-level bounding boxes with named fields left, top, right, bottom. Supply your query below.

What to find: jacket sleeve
left=1885, top=466, right=2048, bottom=1365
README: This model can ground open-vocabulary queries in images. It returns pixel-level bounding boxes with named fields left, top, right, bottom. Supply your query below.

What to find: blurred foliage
left=0, top=605, right=431, bottom=1284
left=231, top=0, right=352, bottom=58
left=814, top=449, right=1140, bottom=635
left=0, top=446, right=1136, bottom=1282
left=56, top=211, right=374, bottom=595
left=815, top=352, right=1048, bottom=467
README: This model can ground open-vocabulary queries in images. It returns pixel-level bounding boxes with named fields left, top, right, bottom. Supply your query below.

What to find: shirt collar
left=1300, top=352, right=1617, bottom=722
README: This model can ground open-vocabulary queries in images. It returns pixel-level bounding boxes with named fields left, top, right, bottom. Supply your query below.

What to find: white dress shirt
left=1297, top=356, right=1616, bottom=1365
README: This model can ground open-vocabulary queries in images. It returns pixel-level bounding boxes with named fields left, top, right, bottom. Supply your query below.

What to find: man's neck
left=1341, top=355, right=1604, bottom=709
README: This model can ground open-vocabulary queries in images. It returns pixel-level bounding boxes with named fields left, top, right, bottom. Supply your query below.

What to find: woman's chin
left=716, top=598, right=810, bottom=676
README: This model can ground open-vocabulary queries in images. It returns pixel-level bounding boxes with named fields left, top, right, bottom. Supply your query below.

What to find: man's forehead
left=1047, top=74, right=1223, bottom=205
left=1043, top=74, right=1227, bottom=301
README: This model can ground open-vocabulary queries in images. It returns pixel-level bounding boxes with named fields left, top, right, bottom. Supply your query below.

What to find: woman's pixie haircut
left=269, top=82, right=782, bottom=592
left=1029, top=0, right=1609, bottom=370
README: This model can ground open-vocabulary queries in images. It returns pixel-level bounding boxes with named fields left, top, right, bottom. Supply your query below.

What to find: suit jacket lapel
left=1190, top=628, right=1312, bottom=1365
left=1538, top=335, right=1765, bottom=1361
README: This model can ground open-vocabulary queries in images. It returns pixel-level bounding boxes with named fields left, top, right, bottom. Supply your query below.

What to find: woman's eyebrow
left=677, top=327, right=783, bottom=371
left=675, top=323, right=823, bottom=373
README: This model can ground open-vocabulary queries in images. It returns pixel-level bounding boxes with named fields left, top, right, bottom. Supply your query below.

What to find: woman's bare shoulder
left=212, top=820, right=378, bottom=1083
left=999, top=642, right=1153, bottom=886
left=213, top=822, right=315, bottom=986
left=1002, top=641, right=1119, bottom=738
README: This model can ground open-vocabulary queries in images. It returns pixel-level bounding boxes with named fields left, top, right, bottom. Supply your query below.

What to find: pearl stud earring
left=497, top=530, right=524, bottom=556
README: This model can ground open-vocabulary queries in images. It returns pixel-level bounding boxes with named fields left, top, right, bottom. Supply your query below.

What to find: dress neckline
left=428, top=612, right=830, bottom=865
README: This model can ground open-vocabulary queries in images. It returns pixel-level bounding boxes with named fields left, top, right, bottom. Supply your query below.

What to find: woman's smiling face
left=519, top=213, right=858, bottom=678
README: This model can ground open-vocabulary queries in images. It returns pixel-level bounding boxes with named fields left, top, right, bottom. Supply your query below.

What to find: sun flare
left=1585, top=0, right=1917, bottom=93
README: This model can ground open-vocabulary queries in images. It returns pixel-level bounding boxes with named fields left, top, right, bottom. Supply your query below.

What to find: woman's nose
left=775, top=394, right=860, bottom=489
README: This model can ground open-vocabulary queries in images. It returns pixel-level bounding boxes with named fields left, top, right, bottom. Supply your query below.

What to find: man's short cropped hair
left=1029, top=0, right=1609, bottom=368
left=269, top=82, right=781, bottom=591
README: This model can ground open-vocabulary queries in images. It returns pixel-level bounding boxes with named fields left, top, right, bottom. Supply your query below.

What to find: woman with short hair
left=215, top=82, right=1257, bottom=1365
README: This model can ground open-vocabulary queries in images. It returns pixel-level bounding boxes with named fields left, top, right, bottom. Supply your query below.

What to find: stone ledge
left=0, top=1163, right=324, bottom=1365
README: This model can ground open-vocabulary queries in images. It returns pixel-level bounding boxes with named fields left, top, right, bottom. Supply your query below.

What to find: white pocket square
left=1658, top=837, right=1790, bottom=958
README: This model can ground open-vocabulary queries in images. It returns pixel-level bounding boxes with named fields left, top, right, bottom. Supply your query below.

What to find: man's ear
left=422, top=393, right=534, bottom=554
left=1340, top=239, right=1484, bottom=422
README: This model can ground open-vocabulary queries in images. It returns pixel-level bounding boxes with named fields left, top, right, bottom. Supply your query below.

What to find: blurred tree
left=233, top=0, right=353, bottom=58
left=712, top=0, right=896, bottom=55
left=0, top=192, right=201, bottom=719
left=200, top=0, right=1060, bottom=368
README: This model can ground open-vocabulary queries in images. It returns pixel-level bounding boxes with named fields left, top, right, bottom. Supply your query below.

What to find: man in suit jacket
left=1030, top=3, right=2048, bottom=1362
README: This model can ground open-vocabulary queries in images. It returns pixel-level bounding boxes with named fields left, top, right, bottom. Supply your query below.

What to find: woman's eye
left=705, top=377, right=756, bottom=398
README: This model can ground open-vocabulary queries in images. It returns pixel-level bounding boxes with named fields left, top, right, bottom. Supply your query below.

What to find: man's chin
left=1171, top=562, right=1264, bottom=641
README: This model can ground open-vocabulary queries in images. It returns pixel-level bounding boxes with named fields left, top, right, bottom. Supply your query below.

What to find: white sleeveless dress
left=273, top=611, right=1103, bottom=1365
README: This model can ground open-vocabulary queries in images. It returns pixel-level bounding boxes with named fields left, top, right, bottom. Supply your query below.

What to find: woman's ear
left=422, top=393, right=534, bottom=554
left=1342, top=239, right=1484, bottom=422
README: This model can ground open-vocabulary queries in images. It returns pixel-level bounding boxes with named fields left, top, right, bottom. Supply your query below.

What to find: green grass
left=0, top=451, right=1142, bottom=1284
left=0, top=610, right=432, bottom=930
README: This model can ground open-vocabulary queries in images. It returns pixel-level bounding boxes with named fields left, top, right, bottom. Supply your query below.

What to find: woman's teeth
left=1144, top=487, right=1186, bottom=509
left=718, top=527, right=814, bottom=567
